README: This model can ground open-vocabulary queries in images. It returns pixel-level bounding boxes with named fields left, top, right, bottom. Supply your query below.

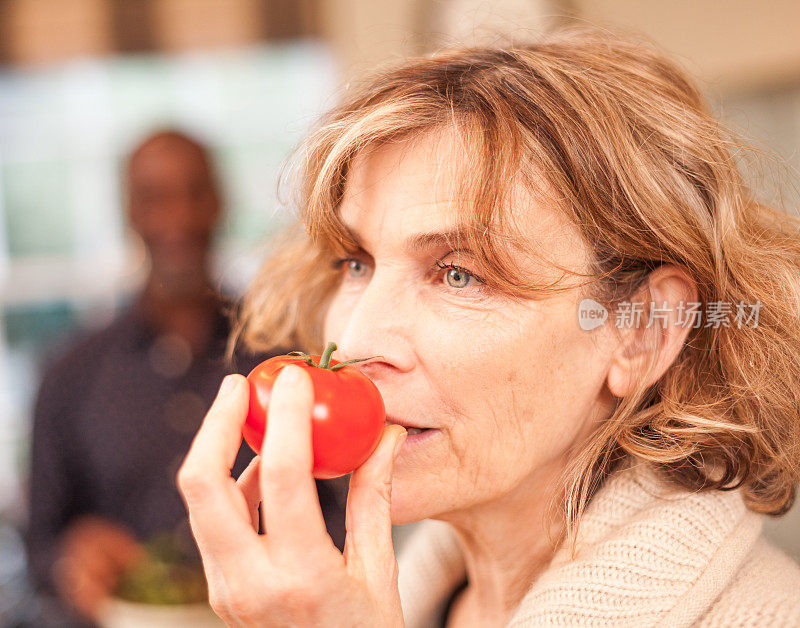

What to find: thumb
left=344, top=425, right=407, bottom=585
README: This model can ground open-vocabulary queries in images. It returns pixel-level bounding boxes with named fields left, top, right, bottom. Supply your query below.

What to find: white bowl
left=96, top=597, right=225, bottom=628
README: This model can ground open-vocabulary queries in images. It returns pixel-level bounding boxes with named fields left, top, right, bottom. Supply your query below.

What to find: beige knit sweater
left=397, top=460, right=800, bottom=627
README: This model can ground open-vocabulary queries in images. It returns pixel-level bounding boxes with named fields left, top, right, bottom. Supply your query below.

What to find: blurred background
left=1, top=0, right=799, bottom=625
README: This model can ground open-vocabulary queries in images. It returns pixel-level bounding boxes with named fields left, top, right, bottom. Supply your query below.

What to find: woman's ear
left=606, top=265, right=699, bottom=398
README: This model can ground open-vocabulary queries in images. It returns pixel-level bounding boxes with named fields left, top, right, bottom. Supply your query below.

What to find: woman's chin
left=390, top=507, right=423, bottom=526
left=389, top=485, right=430, bottom=525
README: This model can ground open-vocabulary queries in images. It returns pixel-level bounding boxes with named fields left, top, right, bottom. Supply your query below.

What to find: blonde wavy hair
left=231, top=25, right=800, bottom=540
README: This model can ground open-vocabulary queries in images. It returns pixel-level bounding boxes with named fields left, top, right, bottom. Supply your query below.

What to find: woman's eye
left=443, top=265, right=470, bottom=289
left=435, top=260, right=486, bottom=292
left=332, top=257, right=369, bottom=279
left=344, top=258, right=368, bottom=278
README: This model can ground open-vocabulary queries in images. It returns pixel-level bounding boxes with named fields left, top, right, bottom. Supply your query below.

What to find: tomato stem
left=319, top=341, right=337, bottom=369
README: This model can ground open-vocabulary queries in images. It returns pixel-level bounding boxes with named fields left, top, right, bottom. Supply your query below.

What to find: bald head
left=126, top=131, right=214, bottom=179
left=126, top=130, right=222, bottom=297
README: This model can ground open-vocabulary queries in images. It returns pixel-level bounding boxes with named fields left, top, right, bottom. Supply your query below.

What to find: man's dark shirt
left=25, top=295, right=348, bottom=605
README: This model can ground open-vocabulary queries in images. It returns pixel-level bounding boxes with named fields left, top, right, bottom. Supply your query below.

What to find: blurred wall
left=573, top=0, right=800, bottom=94
left=0, top=0, right=317, bottom=63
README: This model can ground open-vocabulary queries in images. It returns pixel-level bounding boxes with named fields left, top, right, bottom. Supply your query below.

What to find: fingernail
left=219, top=375, right=238, bottom=396
left=279, top=365, right=301, bottom=383
left=393, top=429, right=408, bottom=459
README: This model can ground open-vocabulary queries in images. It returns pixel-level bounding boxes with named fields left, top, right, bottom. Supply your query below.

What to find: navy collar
left=118, top=291, right=233, bottom=360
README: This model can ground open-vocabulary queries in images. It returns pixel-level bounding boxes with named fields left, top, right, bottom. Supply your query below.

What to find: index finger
left=177, top=375, right=260, bottom=560
left=259, top=365, right=333, bottom=558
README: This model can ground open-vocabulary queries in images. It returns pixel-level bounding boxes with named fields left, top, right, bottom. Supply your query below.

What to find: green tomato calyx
left=288, top=341, right=383, bottom=372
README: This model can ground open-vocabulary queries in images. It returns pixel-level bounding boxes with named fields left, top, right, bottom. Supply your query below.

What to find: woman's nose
left=334, top=269, right=414, bottom=374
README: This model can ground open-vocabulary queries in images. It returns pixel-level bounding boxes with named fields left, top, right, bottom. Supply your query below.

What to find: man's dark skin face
left=125, top=133, right=223, bottom=353
left=126, top=133, right=221, bottom=299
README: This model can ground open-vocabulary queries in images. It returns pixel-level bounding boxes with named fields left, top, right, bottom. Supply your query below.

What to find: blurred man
left=24, top=130, right=347, bottom=626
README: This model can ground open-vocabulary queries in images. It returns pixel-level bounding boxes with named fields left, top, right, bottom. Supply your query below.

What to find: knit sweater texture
left=396, top=459, right=800, bottom=627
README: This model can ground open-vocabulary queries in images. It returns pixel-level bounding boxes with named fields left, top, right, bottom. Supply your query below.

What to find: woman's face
left=323, top=129, right=619, bottom=524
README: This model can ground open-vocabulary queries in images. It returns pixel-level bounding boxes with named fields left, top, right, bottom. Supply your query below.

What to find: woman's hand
left=177, top=365, right=408, bottom=627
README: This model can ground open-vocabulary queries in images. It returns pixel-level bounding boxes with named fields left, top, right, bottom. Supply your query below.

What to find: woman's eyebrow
left=341, top=223, right=473, bottom=254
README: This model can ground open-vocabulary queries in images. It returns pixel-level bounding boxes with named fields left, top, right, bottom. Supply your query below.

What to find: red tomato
left=243, top=341, right=386, bottom=479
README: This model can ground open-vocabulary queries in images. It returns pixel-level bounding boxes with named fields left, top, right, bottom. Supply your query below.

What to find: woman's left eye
left=434, top=260, right=486, bottom=292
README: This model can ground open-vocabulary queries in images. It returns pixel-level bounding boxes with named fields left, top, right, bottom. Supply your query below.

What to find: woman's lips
left=401, top=427, right=439, bottom=449
left=385, top=416, right=439, bottom=450
left=384, top=415, right=431, bottom=430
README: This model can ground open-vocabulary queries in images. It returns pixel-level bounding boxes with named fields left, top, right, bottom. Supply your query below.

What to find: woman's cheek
left=323, top=290, right=351, bottom=342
